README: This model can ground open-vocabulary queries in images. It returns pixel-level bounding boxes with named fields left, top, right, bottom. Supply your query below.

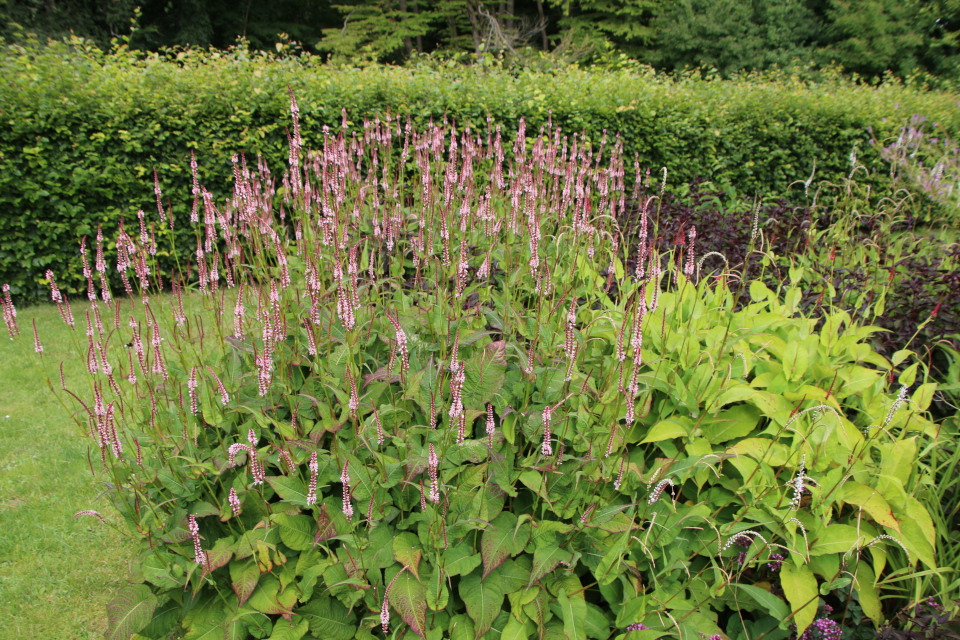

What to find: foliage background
left=1, top=0, right=959, bottom=78
left=2, top=39, right=960, bottom=305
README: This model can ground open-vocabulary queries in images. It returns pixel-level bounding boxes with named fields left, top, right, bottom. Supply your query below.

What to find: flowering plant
left=12, top=94, right=949, bottom=640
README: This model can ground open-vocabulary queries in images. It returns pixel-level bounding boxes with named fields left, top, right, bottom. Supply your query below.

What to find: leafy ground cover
left=3, top=91, right=957, bottom=640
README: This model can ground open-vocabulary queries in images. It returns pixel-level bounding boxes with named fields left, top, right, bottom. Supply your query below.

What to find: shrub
left=637, top=178, right=960, bottom=361
left=5, top=96, right=950, bottom=640
left=3, top=37, right=960, bottom=304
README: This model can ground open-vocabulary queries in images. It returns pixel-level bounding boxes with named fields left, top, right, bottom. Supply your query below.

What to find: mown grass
left=0, top=300, right=132, bottom=639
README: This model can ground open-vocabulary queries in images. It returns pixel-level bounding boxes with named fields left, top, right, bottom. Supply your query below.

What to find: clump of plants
left=5, top=95, right=952, bottom=640
left=632, top=173, right=959, bottom=362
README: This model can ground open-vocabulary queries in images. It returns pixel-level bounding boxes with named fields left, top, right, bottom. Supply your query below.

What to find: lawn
left=0, top=299, right=132, bottom=639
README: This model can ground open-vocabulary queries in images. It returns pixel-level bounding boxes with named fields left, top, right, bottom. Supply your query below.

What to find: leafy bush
left=4, top=37, right=960, bottom=304
left=638, top=177, right=960, bottom=360
left=5, top=95, right=952, bottom=640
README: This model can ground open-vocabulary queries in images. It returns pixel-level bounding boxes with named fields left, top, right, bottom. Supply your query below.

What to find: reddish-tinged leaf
left=393, top=532, right=423, bottom=581
left=481, top=512, right=529, bottom=580
left=204, top=536, right=236, bottom=573
left=105, top=584, right=157, bottom=640
left=231, top=559, right=260, bottom=606
left=389, top=570, right=428, bottom=638
left=315, top=504, right=337, bottom=544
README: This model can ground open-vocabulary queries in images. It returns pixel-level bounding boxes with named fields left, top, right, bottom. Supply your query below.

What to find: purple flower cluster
left=626, top=623, right=650, bottom=631
left=798, top=618, right=841, bottom=640
left=767, top=553, right=784, bottom=572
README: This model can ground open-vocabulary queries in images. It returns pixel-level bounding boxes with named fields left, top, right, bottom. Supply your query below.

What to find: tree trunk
left=413, top=0, right=423, bottom=52
left=465, top=0, right=482, bottom=54
left=399, top=0, right=413, bottom=56
left=535, top=0, right=547, bottom=50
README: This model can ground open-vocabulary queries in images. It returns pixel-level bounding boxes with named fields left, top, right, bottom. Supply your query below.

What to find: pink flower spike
left=341, top=461, right=353, bottom=520
left=229, top=488, right=241, bottom=516
left=74, top=510, right=106, bottom=524
left=32, top=319, right=43, bottom=354
left=307, top=452, right=318, bottom=506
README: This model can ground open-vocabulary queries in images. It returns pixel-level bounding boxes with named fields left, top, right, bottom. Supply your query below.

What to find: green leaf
left=782, top=339, right=809, bottom=382
left=501, top=614, right=530, bottom=640
left=462, top=344, right=507, bottom=409
left=274, top=513, right=315, bottom=551
left=450, top=614, right=476, bottom=640
left=584, top=602, right=611, bottom=640
left=427, top=570, right=450, bottom=610
left=460, top=570, right=506, bottom=639
left=393, top=532, right=423, bottom=581
left=296, top=597, right=358, bottom=640
left=841, top=482, right=900, bottom=533
left=444, top=547, right=483, bottom=577
left=640, top=418, right=689, bottom=444
left=390, top=569, right=428, bottom=638
left=702, top=404, right=761, bottom=443
left=522, top=587, right=550, bottom=634
left=265, top=476, right=310, bottom=506
left=853, top=562, right=881, bottom=624
left=105, top=584, right=158, bottom=640
left=810, top=524, right=860, bottom=556
left=247, top=576, right=297, bottom=616
left=481, top=512, right=530, bottom=579
left=781, top=563, right=818, bottom=635
left=558, top=590, right=587, bottom=640
left=729, top=583, right=790, bottom=620
left=182, top=619, right=227, bottom=640
left=206, top=536, right=236, bottom=572
left=231, top=559, right=260, bottom=606
left=529, top=543, right=573, bottom=586
left=267, top=619, right=309, bottom=640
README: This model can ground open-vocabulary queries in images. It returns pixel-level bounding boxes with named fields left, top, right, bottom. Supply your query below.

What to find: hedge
left=2, top=39, right=960, bottom=303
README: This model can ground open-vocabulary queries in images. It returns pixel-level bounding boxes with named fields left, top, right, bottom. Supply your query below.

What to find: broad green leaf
left=782, top=339, right=809, bottom=382
left=851, top=562, right=882, bottom=625
left=427, top=570, right=449, bottom=610
left=247, top=576, right=297, bottom=616
left=231, top=559, right=260, bottom=606
left=390, top=569, right=428, bottom=638
left=558, top=590, right=587, bottom=640
left=809, top=524, right=860, bottom=556
left=181, top=619, right=226, bottom=640
left=205, top=536, right=236, bottom=572
left=460, top=570, right=505, bottom=639
left=702, top=404, right=761, bottom=443
left=450, top=614, right=476, bottom=640
left=501, top=614, right=530, bottom=640
left=727, top=438, right=787, bottom=466
left=296, top=597, right=357, bottom=640
left=640, top=418, right=689, bottom=444
left=841, top=482, right=900, bottom=533
left=274, top=513, right=314, bottom=551
left=105, top=584, right=157, bottom=640
left=522, top=587, right=550, bottom=635
left=462, top=345, right=507, bottom=409
left=444, top=547, right=482, bottom=577
left=393, top=532, right=423, bottom=581
left=781, top=563, right=818, bottom=635
left=481, top=512, right=530, bottom=579
left=584, top=603, right=611, bottom=640
left=729, top=583, right=789, bottom=620
left=265, top=476, right=310, bottom=506
left=529, top=544, right=574, bottom=586
left=267, top=619, right=308, bottom=640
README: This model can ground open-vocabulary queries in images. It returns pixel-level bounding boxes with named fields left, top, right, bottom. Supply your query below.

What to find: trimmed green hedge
left=3, top=40, right=960, bottom=303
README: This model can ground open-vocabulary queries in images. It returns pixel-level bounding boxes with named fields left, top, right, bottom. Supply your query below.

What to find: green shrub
left=5, top=98, right=950, bottom=640
left=3, top=37, right=960, bottom=304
